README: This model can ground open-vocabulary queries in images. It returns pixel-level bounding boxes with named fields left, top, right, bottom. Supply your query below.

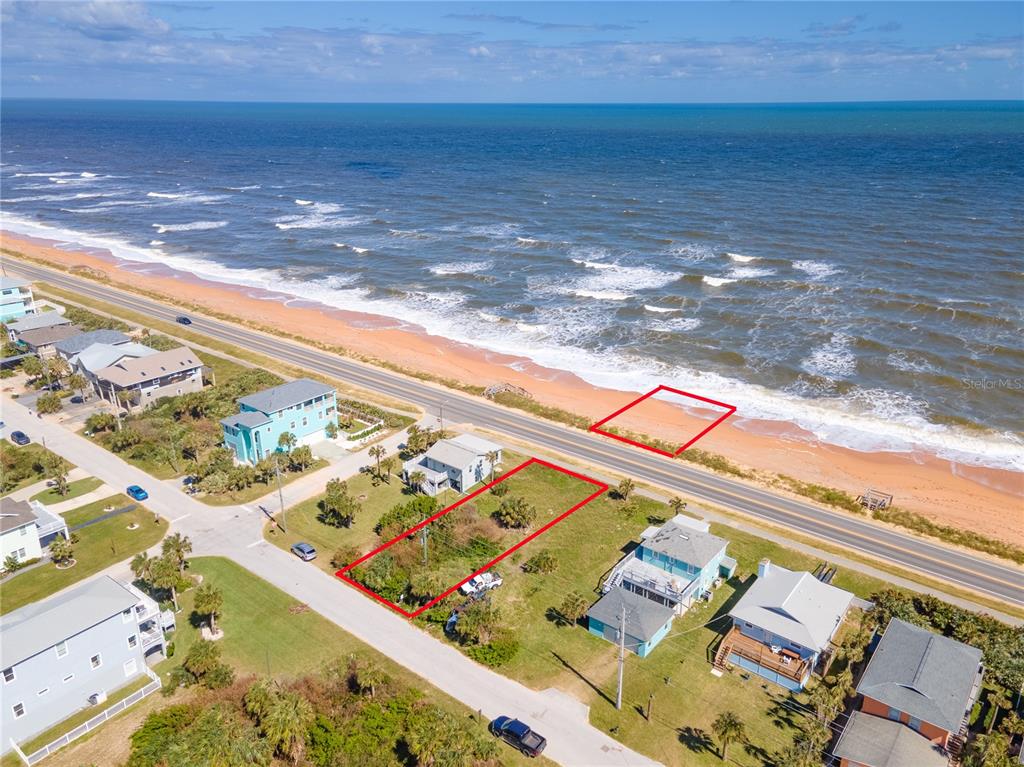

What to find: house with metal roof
left=221, top=378, right=337, bottom=464
left=716, top=558, right=854, bottom=690
left=14, top=324, right=82, bottom=359
left=5, top=311, right=72, bottom=342
left=72, top=341, right=156, bottom=377
left=833, top=710, right=949, bottom=767
left=54, top=329, right=131, bottom=361
left=402, top=433, right=503, bottom=496
left=853, top=618, right=983, bottom=756
left=0, top=497, right=69, bottom=568
left=587, top=588, right=676, bottom=658
left=0, top=276, right=36, bottom=324
left=0, top=576, right=172, bottom=752
left=92, top=346, right=204, bottom=411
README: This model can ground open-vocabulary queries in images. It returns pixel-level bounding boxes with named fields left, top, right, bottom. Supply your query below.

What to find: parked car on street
left=70, top=395, right=85, bottom=404
left=10, top=431, right=30, bottom=446
left=459, top=571, right=503, bottom=595
left=489, top=717, right=546, bottom=757
left=126, top=485, right=149, bottom=501
left=175, top=315, right=192, bottom=325
left=290, top=542, right=317, bottom=561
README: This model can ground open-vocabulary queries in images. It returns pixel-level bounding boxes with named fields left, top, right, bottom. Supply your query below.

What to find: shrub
left=490, top=481, right=510, bottom=497
left=466, top=635, right=520, bottom=667
left=522, top=549, right=559, bottom=574
left=494, top=496, right=537, bottom=529
left=85, top=412, right=117, bottom=433
left=330, top=546, right=361, bottom=569
left=36, top=392, right=63, bottom=413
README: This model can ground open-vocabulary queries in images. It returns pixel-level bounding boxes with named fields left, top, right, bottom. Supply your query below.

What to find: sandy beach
left=2, top=230, right=1021, bottom=547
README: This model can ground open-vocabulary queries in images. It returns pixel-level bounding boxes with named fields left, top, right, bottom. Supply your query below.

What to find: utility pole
left=421, top=524, right=429, bottom=565
left=616, top=603, right=626, bottom=710
left=274, top=452, right=286, bottom=532
left=438, top=401, right=445, bottom=434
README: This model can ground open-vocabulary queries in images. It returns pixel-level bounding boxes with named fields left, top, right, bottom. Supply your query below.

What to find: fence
left=14, top=668, right=161, bottom=765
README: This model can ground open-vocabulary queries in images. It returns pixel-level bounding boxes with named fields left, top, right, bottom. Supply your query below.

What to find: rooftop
left=220, top=410, right=272, bottom=430
left=0, top=497, right=37, bottom=533
left=832, top=711, right=948, bottom=767
left=857, top=618, right=984, bottom=733
left=642, top=514, right=728, bottom=568
left=588, top=588, right=675, bottom=643
left=95, top=346, right=201, bottom=387
left=75, top=341, right=156, bottom=373
left=54, top=329, right=131, bottom=356
left=448, top=433, right=502, bottom=456
left=0, top=276, right=32, bottom=290
left=7, top=312, right=73, bottom=334
left=728, top=561, right=853, bottom=652
left=237, top=378, right=335, bottom=415
left=423, top=439, right=481, bottom=470
left=0, top=576, right=140, bottom=668
left=16, top=324, right=81, bottom=348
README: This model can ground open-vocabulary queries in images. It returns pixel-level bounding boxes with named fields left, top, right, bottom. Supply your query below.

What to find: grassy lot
left=30, top=477, right=104, bottom=505
left=1, top=495, right=167, bottom=614
left=0, top=439, right=74, bottom=496
left=197, top=457, right=329, bottom=506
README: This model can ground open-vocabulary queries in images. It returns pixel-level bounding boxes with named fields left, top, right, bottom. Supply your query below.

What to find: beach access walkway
left=2, top=396, right=661, bottom=767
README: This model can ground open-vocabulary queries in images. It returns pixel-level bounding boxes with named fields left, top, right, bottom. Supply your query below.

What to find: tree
left=523, top=550, right=559, bottom=574
left=162, top=533, right=193, bottom=575
left=669, top=496, right=687, bottom=515
left=36, top=391, right=63, bottom=413
left=150, top=554, right=183, bottom=611
left=85, top=412, right=117, bottom=433
left=774, top=720, right=830, bottom=767
left=117, top=389, right=137, bottom=411
left=261, top=690, right=314, bottom=764
left=288, top=445, right=314, bottom=472
left=408, top=470, right=426, bottom=494
left=48, top=356, right=70, bottom=385
left=277, top=431, right=297, bottom=453
left=194, top=583, right=224, bottom=634
left=616, top=477, right=635, bottom=500
left=711, top=711, right=745, bottom=761
left=962, top=732, right=1013, bottom=767
left=986, top=686, right=1013, bottom=733
left=809, top=682, right=844, bottom=723
left=558, top=592, right=589, bottom=624
left=319, top=479, right=359, bottom=528
left=180, top=640, right=234, bottom=690
left=21, top=355, right=42, bottom=382
left=131, top=551, right=153, bottom=581
left=485, top=450, right=499, bottom=481
left=324, top=421, right=338, bottom=440
left=351, top=658, right=391, bottom=699
left=49, top=535, right=74, bottom=566
left=455, top=601, right=503, bottom=645
left=44, top=453, right=70, bottom=496
left=494, top=496, right=537, bottom=529
left=110, top=427, right=142, bottom=452
left=380, top=456, right=397, bottom=483
left=369, top=445, right=386, bottom=478
left=68, top=372, right=88, bottom=401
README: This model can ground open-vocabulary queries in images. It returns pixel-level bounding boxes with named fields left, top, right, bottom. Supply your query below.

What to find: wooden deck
left=714, top=627, right=809, bottom=682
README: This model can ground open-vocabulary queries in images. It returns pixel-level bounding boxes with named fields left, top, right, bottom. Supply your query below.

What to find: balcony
left=603, top=551, right=703, bottom=607
left=139, top=625, right=164, bottom=648
left=715, top=627, right=810, bottom=682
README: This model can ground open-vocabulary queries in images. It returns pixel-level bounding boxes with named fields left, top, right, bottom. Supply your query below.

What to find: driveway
left=1, top=395, right=660, bottom=767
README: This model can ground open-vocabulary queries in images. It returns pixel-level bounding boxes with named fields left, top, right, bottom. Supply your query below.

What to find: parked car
left=70, top=395, right=85, bottom=404
left=290, top=542, right=317, bottom=561
left=459, top=571, right=503, bottom=595
left=175, top=315, right=192, bottom=325
left=10, top=430, right=30, bottom=446
left=126, top=485, right=149, bottom=501
left=489, top=717, right=546, bottom=758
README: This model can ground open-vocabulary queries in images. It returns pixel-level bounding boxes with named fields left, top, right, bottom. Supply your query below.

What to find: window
left=908, top=716, right=921, bottom=731
left=36, top=688, right=49, bottom=697
left=3, top=668, right=14, bottom=683
left=290, top=421, right=296, bottom=429
left=19, top=526, right=27, bottom=536
left=887, top=706, right=901, bottom=721
left=55, top=640, right=68, bottom=658
left=122, top=608, right=133, bottom=624
left=90, top=654, right=102, bottom=669
left=62, top=674, right=74, bottom=683
left=127, top=634, right=138, bottom=649
left=123, top=659, right=137, bottom=677
left=302, top=417, right=308, bottom=427
left=15, top=548, right=26, bottom=559
left=12, top=703, right=24, bottom=719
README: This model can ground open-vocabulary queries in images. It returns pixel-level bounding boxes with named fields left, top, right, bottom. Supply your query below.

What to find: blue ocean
left=2, top=100, right=1022, bottom=470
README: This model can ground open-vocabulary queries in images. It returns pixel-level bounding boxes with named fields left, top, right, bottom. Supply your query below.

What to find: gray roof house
left=6, top=311, right=72, bottom=338
left=236, top=378, right=335, bottom=414
left=587, top=588, right=676, bottom=658
left=0, top=577, right=171, bottom=754
left=857, top=618, right=984, bottom=741
left=73, top=341, right=156, bottom=375
left=14, top=324, right=82, bottom=358
left=54, top=329, right=131, bottom=359
left=833, top=710, right=948, bottom=767
left=402, top=433, right=503, bottom=496
left=1, top=497, right=69, bottom=566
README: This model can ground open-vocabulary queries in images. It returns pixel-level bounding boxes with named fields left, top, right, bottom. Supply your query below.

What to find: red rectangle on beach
left=335, top=457, right=608, bottom=618
left=589, top=385, right=736, bottom=458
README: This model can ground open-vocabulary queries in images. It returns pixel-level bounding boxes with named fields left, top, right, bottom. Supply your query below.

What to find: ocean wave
left=273, top=203, right=360, bottom=230
left=727, top=252, right=759, bottom=262
left=728, top=266, right=775, bottom=279
left=571, top=289, right=632, bottom=301
left=152, top=221, right=229, bottom=233
left=224, top=184, right=261, bottom=191
left=429, top=261, right=492, bottom=276
left=295, top=199, right=314, bottom=206
left=335, top=243, right=369, bottom=254
left=3, top=192, right=116, bottom=203
left=572, top=258, right=616, bottom=270
left=146, top=191, right=229, bottom=204
left=801, top=333, right=857, bottom=380
left=387, top=228, right=432, bottom=240
left=703, top=276, right=737, bottom=286
left=515, top=237, right=546, bottom=247
left=150, top=240, right=165, bottom=246
left=649, top=317, right=702, bottom=332
left=13, top=171, right=77, bottom=177
left=644, top=305, right=676, bottom=313
left=668, top=243, right=715, bottom=263
left=793, top=260, right=840, bottom=280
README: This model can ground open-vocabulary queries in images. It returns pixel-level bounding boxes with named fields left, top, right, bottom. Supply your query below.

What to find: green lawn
left=1, top=495, right=167, bottom=614
left=0, top=439, right=74, bottom=496
left=197, top=458, right=330, bottom=506
left=30, top=477, right=104, bottom=505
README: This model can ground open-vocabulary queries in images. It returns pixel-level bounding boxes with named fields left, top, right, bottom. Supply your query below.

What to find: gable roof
left=220, top=410, right=272, bottom=430
left=0, top=276, right=31, bottom=290
left=7, top=312, right=72, bottom=334
left=16, top=324, right=81, bottom=348
left=75, top=341, right=156, bottom=373
left=54, top=329, right=131, bottom=356
left=729, top=562, right=853, bottom=652
left=448, top=433, right=502, bottom=456
left=0, top=497, right=37, bottom=533
left=94, top=346, right=201, bottom=387
left=832, top=711, right=948, bottom=767
left=236, top=378, right=334, bottom=415
left=857, top=618, right=984, bottom=733
left=0, top=576, right=139, bottom=667
left=642, top=515, right=728, bottom=569
left=588, top=588, right=675, bottom=643
left=424, top=439, right=481, bottom=470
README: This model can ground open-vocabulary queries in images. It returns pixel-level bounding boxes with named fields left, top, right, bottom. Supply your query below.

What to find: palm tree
left=616, top=477, right=635, bottom=500
left=262, top=690, right=314, bottom=764
left=354, top=661, right=389, bottom=698
left=485, top=450, right=499, bottom=481
left=194, top=582, right=224, bottom=634
left=277, top=431, right=297, bottom=454
left=49, top=535, right=74, bottom=566
left=368, top=445, right=386, bottom=478
left=408, top=470, right=426, bottom=494
left=116, top=388, right=136, bottom=412
left=21, top=355, right=42, bottom=383
left=986, top=686, right=1012, bottom=733
left=669, top=496, right=687, bottom=515
left=162, top=533, right=193, bottom=575
left=150, top=555, right=181, bottom=611
left=380, top=455, right=396, bottom=482
left=558, top=592, right=589, bottom=625
left=130, top=551, right=152, bottom=582
left=68, top=373, right=88, bottom=402
left=48, top=356, right=70, bottom=386
left=711, top=711, right=745, bottom=761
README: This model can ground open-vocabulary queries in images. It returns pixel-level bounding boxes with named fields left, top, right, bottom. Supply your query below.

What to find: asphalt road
left=9, top=260, right=1023, bottom=608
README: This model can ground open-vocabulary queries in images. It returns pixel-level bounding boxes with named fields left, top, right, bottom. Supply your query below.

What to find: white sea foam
left=729, top=266, right=775, bottom=279
left=649, top=317, right=702, bottom=332
left=13, top=171, right=76, bottom=178
left=515, top=237, right=543, bottom=247
left=793, top=260, right=840, bottom=280
left=3, top=192, right=115, bottom=203
left=668, top=243, right=714, bottom=263
left=703, top=276, right=737, bottom=287
left=225, top=184, right=261, bottom=191
left=150, top=240, right=165, bottom=246
left=334, top=243, right=369, bottom=254
left=429, top=261, right=492, bottom=276
left=801, top=333, right=857, bottom=380
left=571, top=289, right=632, bottom=301
left=387, top=228, right=432, bottom=240
left=152, top=221, right=228, bottom=233
left=80, top=172, right=98, bottom=178
left=295, top=199, right=313, bottom=206
left=147, top=192, right=186, bottom=199
left=726, top=252, right=758, bottom=262
left=572, top=258, right=615, bottom=270
left=273, top=203, right=360, bottom=230
left=644, top=305, right=676, bottom=313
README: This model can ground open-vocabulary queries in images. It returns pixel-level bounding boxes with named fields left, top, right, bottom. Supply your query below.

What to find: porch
left=714, top=626, right=810, bottom=688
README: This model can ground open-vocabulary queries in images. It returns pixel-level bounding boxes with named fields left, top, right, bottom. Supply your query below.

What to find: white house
left=403, top=433, right=503, bottom=496
left=0, top=497, right=68, bottom=568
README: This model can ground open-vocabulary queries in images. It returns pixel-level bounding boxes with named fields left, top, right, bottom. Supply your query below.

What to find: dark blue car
left=126, top=485, right=149, bottom=501
left=489, top=716, right=547, bottom=757
left=10, top=431, right=30, bottom=446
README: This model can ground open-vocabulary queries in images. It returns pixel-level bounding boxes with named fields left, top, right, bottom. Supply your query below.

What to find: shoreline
left=1, top=229, right=1021, bottom=546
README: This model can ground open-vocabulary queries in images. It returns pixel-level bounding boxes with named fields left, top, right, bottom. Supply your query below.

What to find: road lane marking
left=247, top=539, right=266, bottom=548
left=170, top=514, right=191, bottom=523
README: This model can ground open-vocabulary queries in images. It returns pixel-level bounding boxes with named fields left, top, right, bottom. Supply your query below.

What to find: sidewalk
left=4, top=468, right=91, bottom=503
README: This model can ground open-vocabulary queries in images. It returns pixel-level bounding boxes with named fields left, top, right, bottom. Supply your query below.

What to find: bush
left=85, top=412, right=117, bottom=433
left=36, top=392, right=63, bottom=413
left=522, top=549, right=559, bottom=574
left=466, top=635, right=520, bottom=667
left=490, top=481, right=510, bottom=497
left=330, top=546, right=361, bottom=569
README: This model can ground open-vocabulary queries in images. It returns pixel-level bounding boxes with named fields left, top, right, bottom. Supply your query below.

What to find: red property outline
left=335, top=457, right=608, bottom=618
left=589, top=385, right=736, bottom=458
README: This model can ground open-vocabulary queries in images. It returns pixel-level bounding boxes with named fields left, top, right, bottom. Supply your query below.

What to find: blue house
left=587, top=589, right=675, bottom=658
left=716, top=559, right=854, bottom=690
left=220, top=378, right=337, bottom=464
left=588, top=515, right=736, bottom=657
left=0, top=277, right=35, bottom=323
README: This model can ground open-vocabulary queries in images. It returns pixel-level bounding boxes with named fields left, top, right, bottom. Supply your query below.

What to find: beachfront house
left=220, top=378, right=337, bottom=464
left=0, top=497, right=69, bottom=568
left=14, top=325, right=81, bottom=360
left=837, top=617, right=984, bottom=764
left=0, top=576, right=173, bottom=754
left=602, top=514, right=736, bottom=614
left=832, top=711, right=950, bottom=767
left=71, top=340, right=156, bottom=385
left=92, top=346, right=204, bottom=411
left=6, top=311, right=73, bottom=343
left=402, top=433, right=503, bottom=496
left=716, top=559, right=853, bottom=690
left=586, top=588, right=676, bottom=658
left=0, top=277, right=36, bottom=323
left=54, top=329, right=131, bottom=363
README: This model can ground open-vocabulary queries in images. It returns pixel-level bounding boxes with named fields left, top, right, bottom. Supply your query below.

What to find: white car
left=460, top=571, right=503, bottom=596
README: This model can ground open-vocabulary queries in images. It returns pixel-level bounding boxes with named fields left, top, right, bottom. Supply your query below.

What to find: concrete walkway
left=45, top=484, right=117, bottom=515
left=4, top=468, right=90, bottom=503
left=1, top=396, right=659, bottom=767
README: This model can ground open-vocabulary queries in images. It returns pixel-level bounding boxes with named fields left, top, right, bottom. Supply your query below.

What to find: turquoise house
left=0, top=277, right=36, bottom=323
left=220, top=378, right=337, bottom=464
left=587, top=589, right=675, bottom=658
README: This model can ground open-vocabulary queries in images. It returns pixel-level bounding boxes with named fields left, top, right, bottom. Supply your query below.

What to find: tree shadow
left=677, top=726, right=714, bottom=755
left=545, top=607, right=576, bottom=628
left=768, top=692, right=805, bottom=731
left=552, top=652, right=615, bottom=707
left=743, top=739, right=773, bottom=764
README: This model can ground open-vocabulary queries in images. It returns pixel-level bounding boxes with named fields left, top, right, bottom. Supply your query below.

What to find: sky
left=2, top=1, right=1022, bottom=102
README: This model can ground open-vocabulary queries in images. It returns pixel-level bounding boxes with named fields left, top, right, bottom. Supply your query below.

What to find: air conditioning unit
left=88, top=691, right=107, bottom=706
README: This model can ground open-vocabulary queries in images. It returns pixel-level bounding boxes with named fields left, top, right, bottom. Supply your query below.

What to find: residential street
left=1, top=396, right=661, bottom=767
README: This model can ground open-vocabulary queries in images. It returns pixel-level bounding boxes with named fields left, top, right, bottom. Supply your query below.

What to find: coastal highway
left=10, top=259, right=1024, bottom=608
